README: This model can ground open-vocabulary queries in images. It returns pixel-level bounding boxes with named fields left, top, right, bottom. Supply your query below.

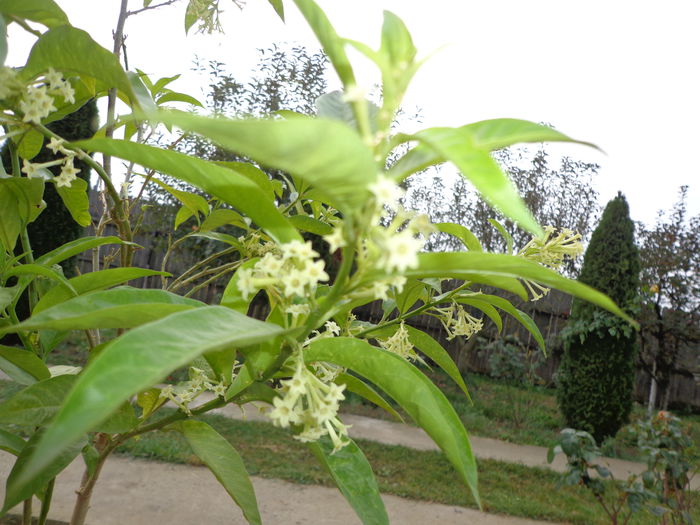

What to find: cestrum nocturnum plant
left=0, top=1, right=636, bottom=525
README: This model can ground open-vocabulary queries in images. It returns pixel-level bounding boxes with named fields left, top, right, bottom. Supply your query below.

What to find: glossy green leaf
left=21, top=26, right=135, bottom=102
left=147, top=177, right=209, bottom=222
left=56, top=177, right=91, bottom=226
left=16, top=128, right=44, bottom=161
left=199, top=208, right=247, bottom=232
left=142, top=110, right=377, bottom=212
left=460, top=119, right=598, bottom=151
left=336, top=372, right=402, bottom=422
left=220, top=258, right=259, bottom=314
left=213, top=162, right=276, bottom=202
left=0, top=345, right=50, bottom=385
left=266, top=0, right=284, bottom=20
left=0, top=0, right=69, bottom=28
left=95, top=401, right=138, bottom=434
left=288, top=215, right=333, bottom=236
left=408, top=252, right=635, bottom=325
left=392, top=278, right=423, bottom=314
left=467, top=293, right=545, bottom=352
left=35, top=235, right=130, bottom=267
left=456, top=297, right=503, bottom=333
left=416, top=127, right=541, bottom=236
left=9, top=287, right=203, bottom=332
left=174, top=420, right=261, bottom=525
left=385, top=143, right=437, bottom=182
left=0, top=14, right=6, bottom=66
left=292, top=0, right=355, bottom=88
left=13, top=306, right=283, bottom=490
left=0, top=177, right=44, bottom=251
left=0, top=374, right=74, bottom=426
left=156, top=90, right=204, bottom=108
left=34, top=267, right=167, bottom=314
left=3, top=430, right=84, bottom=513
left=434, top=223, right=482, bottom=252
left=0, top=429, right=24, bottom=456
left=4, top=264, right=75, bottom=295
left=488, top=218, right=513, bottom=255
left=192, top=231, right=243, bottom=249
left=309, top=436, right=388, bottom=525
left=75, top=138, right=300, bottom=244
left=305, top=337, right=479, bottom=506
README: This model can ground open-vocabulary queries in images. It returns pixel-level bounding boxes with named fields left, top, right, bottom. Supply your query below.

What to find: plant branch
left=127, top=0, right=180, bottom=17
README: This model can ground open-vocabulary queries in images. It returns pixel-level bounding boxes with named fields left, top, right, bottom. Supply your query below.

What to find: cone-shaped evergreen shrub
left=557, top=192, right=640, bottom=443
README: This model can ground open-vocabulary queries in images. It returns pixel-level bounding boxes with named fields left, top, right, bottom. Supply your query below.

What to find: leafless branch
left=127, top=0, right=180, bottom=17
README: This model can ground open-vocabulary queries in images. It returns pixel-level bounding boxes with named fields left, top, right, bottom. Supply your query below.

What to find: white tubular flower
left=283, top=269, right=307, bottom=298
left=21, top=160, right=39, bottom=178
left=324, top=320, right=340, bottom=336
left=434, top=303, right=484, bottom=341
left=19, top=85, right=56, bottom=124
left=44, top=68, right=64, bottom=89
left=518, top=226, right=583, bottom=270
left=323, top=226, right=346, bottom=253
left=370, top=280, right=390, bottom=301
left=369, top=174, right=404, bottom=210
left=268, top=355, right=350, bottom=452
left=378, top=322, right=424, bottom=363
left=380, top=229, right=424, bottom=272
left=47, top=137, right=69, bottom=155
left=54, top=157, right=80, bottom=188
left=281, top=240, right=318, bottom=261
left=302, top=259, right=329, bottom=286
left=236, top=267, right=257, bottom=299
left=285, top=303, right=311, bottom=323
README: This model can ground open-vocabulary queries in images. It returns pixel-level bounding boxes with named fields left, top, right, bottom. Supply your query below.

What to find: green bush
left=557, top=192, right=640, bottom=443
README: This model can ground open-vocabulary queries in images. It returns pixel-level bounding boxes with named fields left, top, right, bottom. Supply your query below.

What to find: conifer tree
left=557, top=192, right=640, bottom=443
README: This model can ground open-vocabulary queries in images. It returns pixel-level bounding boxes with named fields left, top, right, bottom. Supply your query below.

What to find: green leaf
left=35, top=235, right=131, bottom=267
left=142, top=110, right=377, bottom=213
left=392, top=278, right=423, bottom=314
left=464, top=295, right=542, bottom=352
left=266, top=0, right=284, bottom=21
left=455, top=297, right=503, bottom=333
left=292, top=0, right=355, bottom=88
left=0, top=429, right=25, bottom=456
left=3, top=430, right=84, bottom=513
left=213, top=162, right=275, bottom=201
left=13, top=306, right=283, bottom=490
left=173, top=420, right=261, bottom=525
left=34, top=267, right=168, bottom=314
left=220, top=258, right=259, bottom=314
left=305, top=337, right=479, bottom=506
left=4, top=264, right=75, bottom=296
left=0, top=374, right=75, bottom=426
left=95, top=401, right=138, bottom=434
left=0, top=177, right=44, bottom=251
left=0, top=14, right=7, bottom=67
left=184, top=0, right=200, bottom=34
left=16, top=128, right=44, bottom=161
left=0, top=345, right=50, bottom=385
left=336, top=372, right=403, bottom=422
left=315, top=91, right=379, bottom=133
left=156, top=90, right=204, bottom=108
left=434, top=223, right=482, bottom=252
left=22, top=26, right=134, bottom=101
left=147, top=177, right=209, bottom=222
left=288, top=215, right=333, bottom=236
left=75, top=138, right=300, bottom=244
left=409, top=252, right=636, bottom=325
left=0, top=285, right=19, bottom=310
left=460, top=119, right=598, bottom=151
left=308, top=437, right=388, bottom=525
left=199, top=208, right=247, bottom=232
left=488, top=218, right=513, bottom=255
left=0, top=0, right=69, bottom=27
left=416, top=127, right=542, bottom=236
left=369, top=325, right=470, bottom=400
left=56, top=177, right=91, bottom=226
left=8, top=287, right=203, bottom=332
left=380, top=11, right=416, bottom=69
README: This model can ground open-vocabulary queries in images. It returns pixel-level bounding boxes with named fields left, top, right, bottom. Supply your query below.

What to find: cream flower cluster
left=21, top=137, right=80, bottom=188
left=236, top=240, right=329, bottom=301
left=377, top=322, right=424, bottom=363
left=269, top=356, right=350, bottom=452
left=433, top=303, right=484, bottom=341
left=18, top=68, right=75, bottom=124
left=517, top=226, right=583, bottom=301
left=159, top=366, right=230, bottom=415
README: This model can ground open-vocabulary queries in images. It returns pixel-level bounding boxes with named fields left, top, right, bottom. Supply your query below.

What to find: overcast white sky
left=6, top=0, right=700, bottom=225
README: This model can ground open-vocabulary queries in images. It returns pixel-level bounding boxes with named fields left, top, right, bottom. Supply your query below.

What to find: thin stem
left=167, top=246, right=237, bottom=291
left=182, top=262, right=239, bottom=298
left=127, top=0, right=179, bottom=16
left=38, top=478, right=55, bottom=525
left=22, top=497, right=32, bottom=525
left=9, top=15, right=42, bottom=37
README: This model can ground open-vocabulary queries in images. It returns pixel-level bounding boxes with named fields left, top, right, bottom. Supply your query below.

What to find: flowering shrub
left=0, top=1, right=634, bottom=524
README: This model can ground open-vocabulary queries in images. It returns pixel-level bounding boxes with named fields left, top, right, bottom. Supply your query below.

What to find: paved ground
left=2, top=390, right=687, bottom=524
